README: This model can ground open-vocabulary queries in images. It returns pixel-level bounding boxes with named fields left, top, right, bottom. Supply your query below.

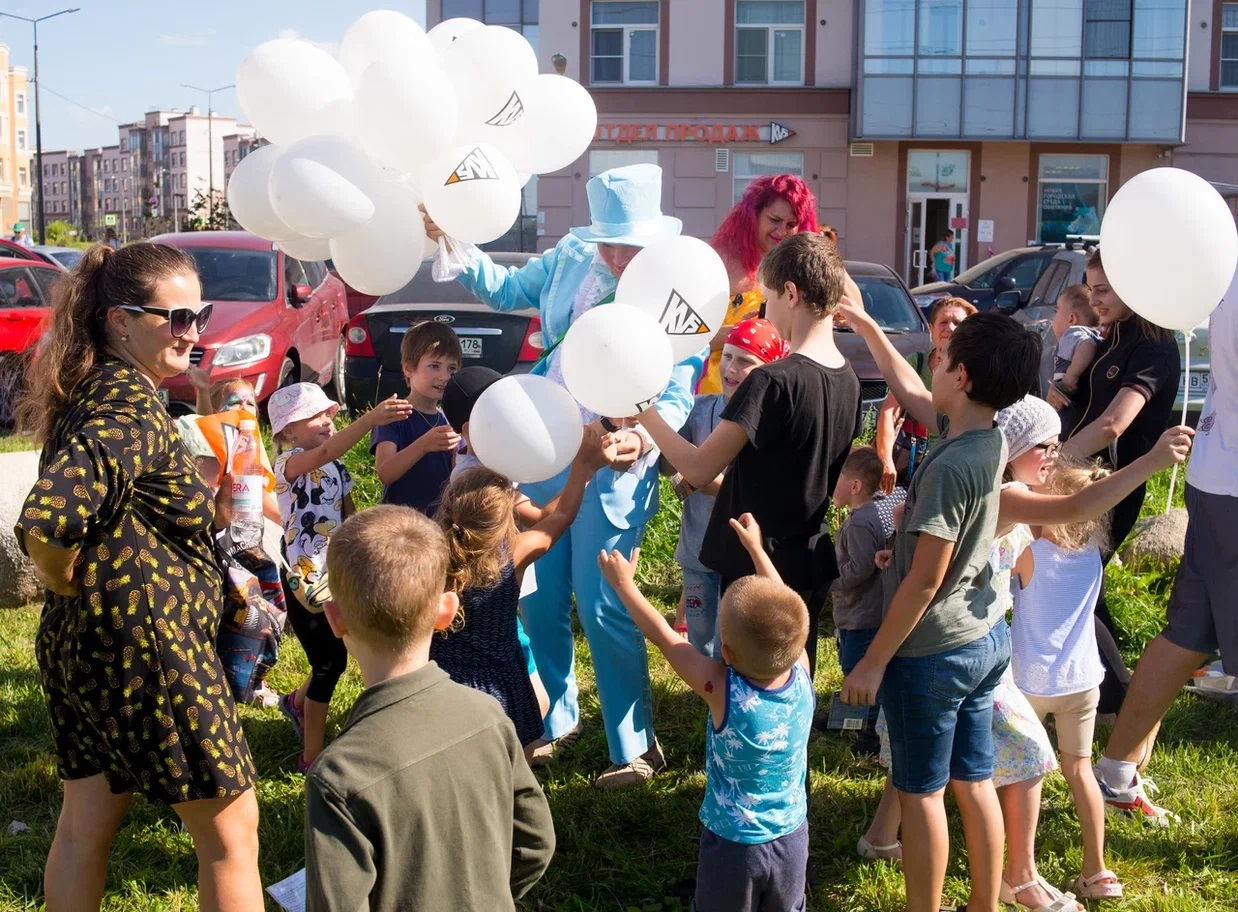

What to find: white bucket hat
left=267, top=382, right=339, bottom=436
left=996, top=394, right=1061, bottom=461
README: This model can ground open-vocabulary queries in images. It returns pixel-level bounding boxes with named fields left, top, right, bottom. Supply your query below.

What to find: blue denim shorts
left=682, top=566, right=722, bottom=660
left=880, top=619, right=1010, bottom=794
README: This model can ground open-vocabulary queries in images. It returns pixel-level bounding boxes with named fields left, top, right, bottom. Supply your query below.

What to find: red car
left=152, top=231, right=349, bottom=414
left=0, top=257, right=64, bottom=424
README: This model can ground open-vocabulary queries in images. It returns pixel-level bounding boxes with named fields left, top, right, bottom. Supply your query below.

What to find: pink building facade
left=433, top=0, right=1236, bottom=285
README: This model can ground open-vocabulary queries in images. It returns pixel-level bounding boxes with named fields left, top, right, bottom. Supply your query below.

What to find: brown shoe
left=594, top=739, right=666, bottom=789
left=527, top=721, right=583, bottom=768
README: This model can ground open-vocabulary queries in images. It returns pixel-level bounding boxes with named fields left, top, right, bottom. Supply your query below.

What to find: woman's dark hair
left=16, top=242, right=198, bottom=441
left=1085, top=248, right=1173, bottom=344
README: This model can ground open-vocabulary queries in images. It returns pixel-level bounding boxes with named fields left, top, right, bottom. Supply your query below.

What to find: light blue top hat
left=570, top=163, right=682, bottom=248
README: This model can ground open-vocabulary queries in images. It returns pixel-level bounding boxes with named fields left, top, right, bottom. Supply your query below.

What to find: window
left=15, top=93, right=24, bottom=115
left=1224, top=3, right=1238, bottom=88
left=443, top=0, right=483, bottom=15
left=1037, top=154, right=1107, bottom=242
left=732, top=151, right=803, bottom=203
left=735, top=2, right=804, bottom=84
left=18, top=167, right=27, bottom=188
left=589, top=149, right=659, bottom=177
left=1084, top=0, right=1131, bottom=59
left=919, top=0, right=963, bottom=56
left=16, top=130, right=26, bottom=151
left=591, top=2, right=659, bottom=84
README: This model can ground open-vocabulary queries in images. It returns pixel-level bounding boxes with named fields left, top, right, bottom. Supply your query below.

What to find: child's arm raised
left=636, top=411, right=748, bottom=490
left=874, top=393, right=902, bottom=494
left=374, top=423, right=460, bottom=486
left=841, top=532, right=955, bottom=706
left=835, top=293, right=937, bottom=432
left=511, top=428, right=608, bottom=572
left=728, top=513, right=782, bottom=583
left=282, top=396, right=413, bottom=480
left=599, top=547, right=727, bottom=720
left=1000, top=425, right=1193, bottom=527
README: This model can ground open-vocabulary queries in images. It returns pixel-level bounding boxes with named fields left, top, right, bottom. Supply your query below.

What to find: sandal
left=856, top=835, right=902, bottom=861
left=1000, top=877, right=1082, bottom=912
left=1073, top=870, right=1124, bottom=899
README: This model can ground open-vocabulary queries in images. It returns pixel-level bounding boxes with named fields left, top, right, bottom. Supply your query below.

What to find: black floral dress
left=16, top=357, right=255, bottom=803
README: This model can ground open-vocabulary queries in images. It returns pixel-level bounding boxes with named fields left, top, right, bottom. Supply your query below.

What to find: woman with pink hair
left=700, top=174, right=819, bottom=393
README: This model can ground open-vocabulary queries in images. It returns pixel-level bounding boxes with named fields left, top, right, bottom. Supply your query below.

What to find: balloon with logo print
left=268, top=136, right=383, bottom=239
left=427, top=16, right=484, bottom=53
left=329, top=181, right=427, bottom=296
left=561, top=303, right=674, bottom=419
left=355, top=56, right=460, bottom=176
left=227, top=144, right=295, bottom=241
left=507, top=75, right=598, bottom=176
left=469, top=375, right=584, bottom=483
left=236, top=39, right=353, bottom=147
left=418, top=141, right=522, bottom=245
left=339, top=10, right=434, bottom=82
left=614, top=236, right=731, bottom=362
left=441, top=25, right=538, bottom=151
left=1099, top=167, right=1237, bottom=332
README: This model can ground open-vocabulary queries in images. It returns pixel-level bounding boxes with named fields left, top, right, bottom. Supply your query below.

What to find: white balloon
left=355, top=57, right=459, bottom=174
left=275, top=235, right=333, bottom=261
left=329, top=182, right=427, bottom=296
left=1100, top=168, right=1238, bottom=332
left=422, top=234, right=441, bottom=261
left=418, top=142, right=522, bottom=245
left=507, top=75, right=598, bottom=175
left=614, top=236, right=729, bottom=362
left=236, top=39, right=353, bottom=146
left=226, top=145, right=295, bottom=241
left=339, top=10, right=433, bottom=81
left=269, top=136, right=382, bottom=239
left=427, top=17, right=484, bottom=54
left=561, top=303, right=674, bottom=418
left=469, top=375, right=584, bottom=483
left=442, top=26, right=538, bottom=150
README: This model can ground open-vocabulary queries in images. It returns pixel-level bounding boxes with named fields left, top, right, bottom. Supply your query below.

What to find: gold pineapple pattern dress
left=16, top=357, right=255, bottom=803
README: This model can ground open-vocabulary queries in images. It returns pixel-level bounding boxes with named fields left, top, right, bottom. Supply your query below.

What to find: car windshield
left=183, top=248, right=277, bottom=302
left=850, top=276, right=924, bottom=333
left=51, top=249, right=83, bottom=268
left=952, top=250, right=1023, bottom=289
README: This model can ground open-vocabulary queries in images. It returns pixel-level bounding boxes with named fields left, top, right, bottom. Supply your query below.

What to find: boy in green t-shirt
left=838, top=306, right=1040, bottom=912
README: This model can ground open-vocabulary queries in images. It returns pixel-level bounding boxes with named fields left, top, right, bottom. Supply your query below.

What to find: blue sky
left=0, top=1, right=427, bottom=153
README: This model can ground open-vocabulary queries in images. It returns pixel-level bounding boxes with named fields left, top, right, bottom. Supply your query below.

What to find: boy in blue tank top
left=600, top=513, right=814, bottom=912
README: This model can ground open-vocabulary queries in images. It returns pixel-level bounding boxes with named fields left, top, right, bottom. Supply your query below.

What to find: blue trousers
left=519, top=474, right=655, bottom=765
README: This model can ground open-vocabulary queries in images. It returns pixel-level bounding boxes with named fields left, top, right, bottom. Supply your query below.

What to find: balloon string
left=1165, top=329, right=1193, bottom=513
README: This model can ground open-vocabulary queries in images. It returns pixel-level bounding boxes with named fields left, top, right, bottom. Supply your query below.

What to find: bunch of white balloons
left=226, top=11, right=598, bottom=295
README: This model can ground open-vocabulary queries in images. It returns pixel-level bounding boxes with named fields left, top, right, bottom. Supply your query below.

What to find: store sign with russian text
left=595, top=121, right=796, bottom=145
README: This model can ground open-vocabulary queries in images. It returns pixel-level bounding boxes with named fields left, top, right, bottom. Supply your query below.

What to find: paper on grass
left=266, top=868, right=306, bottom=912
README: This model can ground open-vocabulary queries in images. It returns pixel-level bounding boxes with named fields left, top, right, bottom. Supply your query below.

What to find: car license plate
left=459, top=336, right=483, bottom=358
left=1177, top=371, right=1209, bottom=400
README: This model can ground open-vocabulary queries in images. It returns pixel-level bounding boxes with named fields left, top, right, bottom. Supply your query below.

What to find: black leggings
left=1094, top=481, right=1148, bottom=714
left=284, top=579, right=348, bottom=704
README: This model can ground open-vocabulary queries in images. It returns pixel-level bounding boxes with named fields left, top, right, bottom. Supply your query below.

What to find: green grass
left=0, top=433, right=35, bottom=453
left=1, top=446, right=1234, bottom=910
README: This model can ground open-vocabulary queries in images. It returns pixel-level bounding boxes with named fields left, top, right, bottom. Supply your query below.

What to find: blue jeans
left=880, top=619, right=1011, bottom=794
left=837, top=627, right=880, bottom=727
left=682, top=566, right=721, bottom=660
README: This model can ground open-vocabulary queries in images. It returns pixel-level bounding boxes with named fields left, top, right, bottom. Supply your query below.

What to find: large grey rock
left=0, top=449, right=41, bottom=608
left=1119, top=507, right=1188, bottom=570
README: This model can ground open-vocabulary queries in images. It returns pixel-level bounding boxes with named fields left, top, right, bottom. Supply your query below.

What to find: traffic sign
left=104, top=214, right=117, bottom=227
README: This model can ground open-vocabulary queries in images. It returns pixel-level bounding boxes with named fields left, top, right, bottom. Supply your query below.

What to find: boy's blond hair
left=1059, top=284, right=1098, bottom=327
left=327, top=505, right=450, bottom=652
left=718, top=576, right=808, bottom=679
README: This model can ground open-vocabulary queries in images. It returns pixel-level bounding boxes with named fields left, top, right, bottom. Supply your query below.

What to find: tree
left=183, top=189, right=232, bottom=232
left=44, top=220, right=81, bottom=246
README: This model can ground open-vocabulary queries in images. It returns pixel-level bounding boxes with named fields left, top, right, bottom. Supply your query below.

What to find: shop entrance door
left=905, top=195, right=968, bottom=287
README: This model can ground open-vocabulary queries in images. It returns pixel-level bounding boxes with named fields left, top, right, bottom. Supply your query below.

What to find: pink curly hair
left=711, top=174, right=820, bottom=280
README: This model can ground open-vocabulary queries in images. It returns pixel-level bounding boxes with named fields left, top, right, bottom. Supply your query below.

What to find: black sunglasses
left=119, top=302, right=213, bottom=338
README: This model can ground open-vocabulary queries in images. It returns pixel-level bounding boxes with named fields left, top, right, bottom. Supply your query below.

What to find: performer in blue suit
left=423, top=164, right=703, bottom=787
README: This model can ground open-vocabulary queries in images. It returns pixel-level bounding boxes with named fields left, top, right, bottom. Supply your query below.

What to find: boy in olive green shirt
left=837, top=308, right=1040, bottom=912
left=308, top=505, right=555, bottom=912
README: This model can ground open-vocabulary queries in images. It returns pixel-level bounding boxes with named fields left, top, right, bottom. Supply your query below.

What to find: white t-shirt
left=1187, top=269, right=1237, bottom=497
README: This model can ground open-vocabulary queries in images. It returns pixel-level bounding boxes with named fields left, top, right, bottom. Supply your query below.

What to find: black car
left=911, top=246, right=1060, bottom=315
left=342, top=255, right=931, bottom=417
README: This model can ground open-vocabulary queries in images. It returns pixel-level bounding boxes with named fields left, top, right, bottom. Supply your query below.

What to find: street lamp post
left=0, top=8, right=80, bottom=245
left=181, top=82, right=234, bottom=226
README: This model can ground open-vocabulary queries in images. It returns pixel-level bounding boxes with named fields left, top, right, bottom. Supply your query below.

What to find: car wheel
left=277, top=355, right=297, bottom=390
left=330, top=334, right=348, bottom=412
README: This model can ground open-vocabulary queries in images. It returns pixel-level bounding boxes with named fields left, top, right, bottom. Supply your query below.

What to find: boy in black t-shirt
left=637, top=233, right=861, bottom=671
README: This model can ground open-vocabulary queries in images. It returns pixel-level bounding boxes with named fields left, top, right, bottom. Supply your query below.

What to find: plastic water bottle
left=229, top=419, right=265, bottom=550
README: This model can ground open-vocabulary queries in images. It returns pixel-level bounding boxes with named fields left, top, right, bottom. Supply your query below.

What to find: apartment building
left=428, top=0, right=1238, bottom=284
left=0, top=43, right=32, bottom=237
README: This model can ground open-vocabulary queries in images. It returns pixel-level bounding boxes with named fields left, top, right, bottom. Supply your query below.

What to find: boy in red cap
left=668, top=318, right=789, bottom=655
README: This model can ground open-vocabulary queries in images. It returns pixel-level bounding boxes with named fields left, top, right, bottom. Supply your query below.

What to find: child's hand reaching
left=874, top=549, right=893, bottom=570
left=186, top=364, right=211, bottom=392
left=833, top=280, right=874, bottom=334
left=364, top=395, right=416, bottom=428
left=598, top=547, right=640, bottom=594
left=1147, top=425, right=1194, bottom=471
left=420, top=424, right=462, bottom=453
left=576, top=424, right=610, bottom=471
left=728, top=512, right=764, bottom=555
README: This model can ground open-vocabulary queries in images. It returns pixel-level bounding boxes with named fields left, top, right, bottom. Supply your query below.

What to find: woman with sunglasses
left=14, top=243, right=262, bottom=912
